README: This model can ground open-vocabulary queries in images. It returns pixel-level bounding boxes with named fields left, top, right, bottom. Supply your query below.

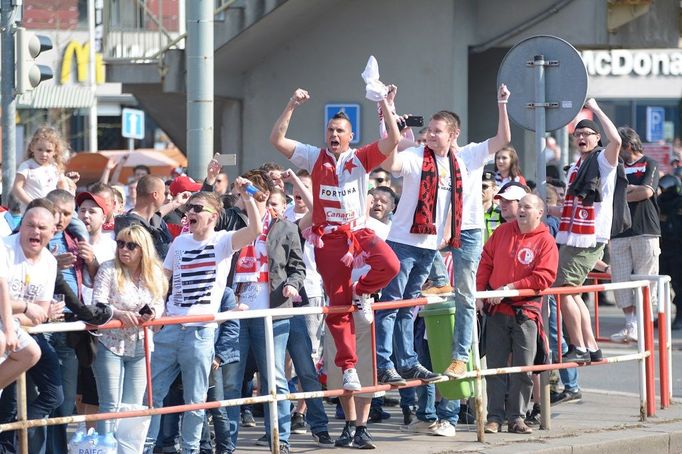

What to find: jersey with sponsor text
left=290, top=142, right=385, bottom=228
left=613, top=155, right=660, bottom=238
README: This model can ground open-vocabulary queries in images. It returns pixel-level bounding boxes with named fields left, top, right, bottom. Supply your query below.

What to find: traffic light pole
left=1, top=0, right=17, bottom=205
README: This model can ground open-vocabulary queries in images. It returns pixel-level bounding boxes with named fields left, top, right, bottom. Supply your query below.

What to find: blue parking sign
left=646, top=106, right=664, bottom=143
left=325, top=104, right=360, bottom=144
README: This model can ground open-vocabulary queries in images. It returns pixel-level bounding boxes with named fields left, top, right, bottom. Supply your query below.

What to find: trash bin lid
left=418, top=300, right=456, bottom=317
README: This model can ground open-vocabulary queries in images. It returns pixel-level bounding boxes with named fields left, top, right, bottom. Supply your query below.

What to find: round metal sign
left=497, top=35, right=588, bottom=132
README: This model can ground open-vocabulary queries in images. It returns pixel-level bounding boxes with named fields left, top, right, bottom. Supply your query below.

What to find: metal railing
left=0, top=279, right=661, bottom=453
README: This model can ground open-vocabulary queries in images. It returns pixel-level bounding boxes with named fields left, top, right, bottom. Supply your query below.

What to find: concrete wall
left=236, top=0, right=474, bottom=173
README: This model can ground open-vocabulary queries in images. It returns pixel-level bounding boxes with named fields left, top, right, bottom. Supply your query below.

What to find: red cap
left=76, top=192, right=110, bottom=217
left=169, top=175, right=202, bottom=196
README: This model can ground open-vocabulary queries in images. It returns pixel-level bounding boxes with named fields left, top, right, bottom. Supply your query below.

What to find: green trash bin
left=419, top=300, right=474, bottom=400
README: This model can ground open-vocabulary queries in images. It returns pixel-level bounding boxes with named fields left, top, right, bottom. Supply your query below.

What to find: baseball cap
left=494, top=181, right=529, bottom=201
left=575, top=119, right=603, bottom=147
left=169, top=175, right=202, bottom=196
left=482, top=170, right=495, bottom=182
left=76, top=192, right=110, bottom=217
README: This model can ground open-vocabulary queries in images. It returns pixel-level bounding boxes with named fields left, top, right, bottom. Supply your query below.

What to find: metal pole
left=1, top=0, right=17, bottom=204
left=643, top=285, right=656, bottom=417
left=666, top=280, right=673, bottom=403
left=128, top=138, right=134, bottom=153
left=635, top=286, right=646, bottom=421
left=16, top=373, right=28, bottom=453
left=263, top=315, right=280, bottom=454
left=88, top=0, right=98, bottom=152
left=540, top=296, right=551, bottom=430
left=186, top=0, right=213, bottom=180
left=557, top=125, right=569, bottom=178
left=470, top=305, right=485, bottom=442
left=533, top=54, right=547, bottom=202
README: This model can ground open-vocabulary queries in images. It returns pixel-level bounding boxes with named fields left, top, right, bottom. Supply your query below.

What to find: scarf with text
left=410, top=146, right=463, bottom=248
left=234, top=209, right=274, bottom=283
left=557, top=157, right=597, bottom=247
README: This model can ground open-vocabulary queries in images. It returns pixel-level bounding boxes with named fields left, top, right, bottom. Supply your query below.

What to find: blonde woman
left=91, top=225, right=167, bottom=433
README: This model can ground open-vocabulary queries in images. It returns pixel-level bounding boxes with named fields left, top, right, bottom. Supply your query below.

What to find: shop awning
left=17, top=84, right=95, bottom=109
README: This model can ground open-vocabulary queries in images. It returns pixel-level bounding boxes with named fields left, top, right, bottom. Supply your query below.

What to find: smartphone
left=405, top=115, right=424, bottom=127
left=139, top=304, right=153, bottom=316
left=214, top=153, right=236, bottom=166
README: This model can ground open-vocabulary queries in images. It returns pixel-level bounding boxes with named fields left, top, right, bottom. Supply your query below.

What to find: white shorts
left=0, top=318, right=36, bottom=361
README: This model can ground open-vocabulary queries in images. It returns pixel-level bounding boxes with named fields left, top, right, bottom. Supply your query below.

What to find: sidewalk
left=237, top=390, right=682, bottom=453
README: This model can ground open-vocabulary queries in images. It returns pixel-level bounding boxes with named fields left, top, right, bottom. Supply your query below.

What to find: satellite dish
left=497, top=35, right=588, bottom=132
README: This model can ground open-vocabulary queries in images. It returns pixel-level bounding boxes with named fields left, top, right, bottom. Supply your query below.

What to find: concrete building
left=100, top=0, right=680, bottom=179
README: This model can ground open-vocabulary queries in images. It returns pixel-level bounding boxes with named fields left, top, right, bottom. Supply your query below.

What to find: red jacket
left=477, top=220, right=558, bottom=298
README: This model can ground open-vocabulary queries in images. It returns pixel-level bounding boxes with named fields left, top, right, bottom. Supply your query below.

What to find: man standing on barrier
left=477, top=194, right=558, bottom=434
left=270, top=87, right=401, bottom=392
left=555, top=99, right=621, bottom=363
left=143, top=183, right=262, bottom=454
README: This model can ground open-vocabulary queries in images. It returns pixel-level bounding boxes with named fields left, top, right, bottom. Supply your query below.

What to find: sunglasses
left=116, top=240, right=139, bottom=251
left=185, top=203, right=216, bottom=214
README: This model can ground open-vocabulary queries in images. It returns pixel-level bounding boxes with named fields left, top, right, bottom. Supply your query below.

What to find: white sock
left=576, top=346, right=587, bottom=353
left=625, top=311, right=637, bottom=327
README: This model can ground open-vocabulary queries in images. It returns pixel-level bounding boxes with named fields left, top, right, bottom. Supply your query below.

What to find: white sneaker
left=353, top=294, right=375, bottom=325
left=342, top=368, right=362, bottom=391
left=430, top=419, right=456, bottom=437
left=401, top=419, right=437, bottom=433
left=610, top=325, right=638, bottom=343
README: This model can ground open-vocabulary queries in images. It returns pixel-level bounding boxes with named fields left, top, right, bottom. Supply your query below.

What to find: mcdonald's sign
left=60, top=41, right=105, bottom=85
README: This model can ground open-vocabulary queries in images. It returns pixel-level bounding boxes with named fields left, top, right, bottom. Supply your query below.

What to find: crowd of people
left=0, top=80, right=677, bottom=454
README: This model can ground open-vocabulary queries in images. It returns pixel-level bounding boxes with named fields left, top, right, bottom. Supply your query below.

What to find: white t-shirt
left=388, top=146, right=452, bottom=250
left=457, top=140, right=493, bottom=231
left=164, top=230, right=235, bottom=322
left=558, top=151, right=617, bottom=245
left=16, top=160, right=60, bottom=212
left=82, top=235, right=117, bottom=305
left=2, top=234, right=57, bottom=304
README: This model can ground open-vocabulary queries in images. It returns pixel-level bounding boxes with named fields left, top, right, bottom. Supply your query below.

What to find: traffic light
left=16, top=27, right=53, bottom=94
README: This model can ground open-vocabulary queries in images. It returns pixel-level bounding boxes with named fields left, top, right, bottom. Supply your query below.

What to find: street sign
left=122, top=108, right=145, bottom=140
left=646, top=106, right=664, bottom=142
left=325, top=104, right=360, bottom=144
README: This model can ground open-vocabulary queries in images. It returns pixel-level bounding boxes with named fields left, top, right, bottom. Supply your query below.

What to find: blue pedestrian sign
left=646, top=106, right=664, bottom=142
left=122, top=108, right=145, bottom=140
left=325, top=104, right=360, bottom=144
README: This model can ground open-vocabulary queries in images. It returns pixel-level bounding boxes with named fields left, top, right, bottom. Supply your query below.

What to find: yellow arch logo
left=60, top=41, right=105, bottom=85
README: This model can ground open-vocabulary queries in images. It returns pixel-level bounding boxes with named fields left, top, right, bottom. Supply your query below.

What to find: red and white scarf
left=234, top=210, right=273, bottom=283
left=557, top=159, right=597, bottom=247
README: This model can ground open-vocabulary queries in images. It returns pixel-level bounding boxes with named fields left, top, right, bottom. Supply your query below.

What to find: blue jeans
left=413, top=317, right=459, bottom=424
left=26, top=334, right=64, bottom=454
left=377, top=241, right=437, bottom=372
left=45, top=332, right=78, bottom=454
left=287, top=315, right=328, bottom=434
left=548, top=296, right=579, bottom=391
left=200, top=368, right=233, bottom=454
left=430, top=229, right=482, bottom=362
left=144, top=325, right=215, bottom=454
left=223, top=317, right=291, bottom=449
left=92, top=340, right=147, bottom=434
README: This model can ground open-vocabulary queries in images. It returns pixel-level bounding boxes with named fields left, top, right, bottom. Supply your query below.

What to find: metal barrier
left=585, top=272, right=672, bottom=409
left=0, top=280, right=656, bottom=453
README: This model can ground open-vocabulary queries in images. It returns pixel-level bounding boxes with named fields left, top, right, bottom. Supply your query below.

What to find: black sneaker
left=377, top=368, right=407, bottom=386
left=279, top=444, right=290, bottom=454
left=368, top=406, right=391, bottom=423
left=563, top=345, right=590, bottom=363
left=458, top=404, right=476, bottom=424
left=291, top=411, right=306, bottom=434
left=241, top=409, right=256, bottom=428
left=400, top=364, right=441, bottom=383
left=401, top=406, right=415, bottom=425
left=335, top=422, right=355, bottom=447
left=589, top=349, right=603, bottom=362
left=312, top=431, right=334, bottom=448
left=525, top=403, right=541, bottom=426
left=550, top=389, right=582, bottom=406
left=352, top=426, right=376, bottom=449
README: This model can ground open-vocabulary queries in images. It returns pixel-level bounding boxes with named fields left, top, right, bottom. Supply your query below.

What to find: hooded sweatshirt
left=477, top=220, right=558, bottom=304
